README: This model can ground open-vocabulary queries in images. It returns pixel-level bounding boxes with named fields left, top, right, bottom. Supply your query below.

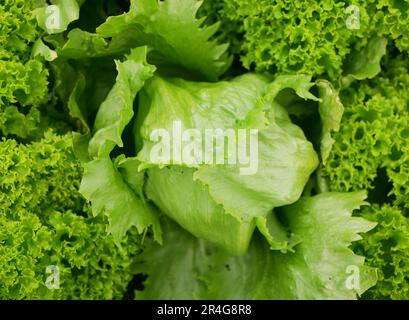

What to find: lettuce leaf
left=134, top=73, right=319, bottom=255
left=88, top=47, right=156, bottom=159
left=34, top=0, right=80, bottom=34
left=60, top=0, right=232, bottom=81
left=78, top=46, right=161, bottom=242
left=316, top=80, right=344, bottom=164
left=135, top=192, right=377, bottom=299
left=79, top=157, right=161, bottom=241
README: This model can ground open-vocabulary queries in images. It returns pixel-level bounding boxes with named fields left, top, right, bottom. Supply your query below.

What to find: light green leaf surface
left=343, top=36, right=387, bottom=82
left=80, top=157, right=161, bottom=242
left=135, top=192, right=377, bottom=299
left=34, top=0, right=80, bottom=34
left=316, top=80, right=344, bottom=163
left=88, top=46, right=156, bottom=159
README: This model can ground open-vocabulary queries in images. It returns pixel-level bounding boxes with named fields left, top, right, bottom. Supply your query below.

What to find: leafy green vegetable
left=342, top=36, right=387, bottom=81
left=4, top=0, right=401, bottom=300
left=59, top=0, right=232, bottom=80
left=316, top=80, right=344, bottom=163
left=325, top=53, right=409, bottom=298
left=200, top=0, right=363, bottom=78
left=0, top=132, right=141, bottom=299
left=134, top=73, right=318, bottom=255
left=0, top=0, right=49, bottom=138
left=88, top=47, right=156, bottom=159
left=355, top=205, right=409, bottom=300
left=79, top=46, right=161, bottom=241
left=34, top=0, right=80, bottom=34
left=135, top=192, right=376, bottom=299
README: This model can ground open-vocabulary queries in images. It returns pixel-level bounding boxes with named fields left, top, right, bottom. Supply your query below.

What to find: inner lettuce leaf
left=134, top=73, right=319, bottom=254
left=145, top=166, right=256, bottom=255
left=136, top=73, right=270, bottom=163
left=194, top=101, right=319, bottom=220
left=134, top=192, right=377, bottom=299
left=59, top=0, right=232, bottom=81
left=78, top=46, right=161, bottom=242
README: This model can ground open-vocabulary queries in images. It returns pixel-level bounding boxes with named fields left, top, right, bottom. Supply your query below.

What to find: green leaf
left=34, top=0, right=80, bottom=34
left=136, top=73, right=270, bottom=167
left=79, top=157, right=161, bottom=242
left=194, top=103, right=318, bottom=221
left=136, top=73, right=318, bottom=254
left=264, top=75, right=319, bottom=102
left=67, top=72, right=89, bottom=133
left=32, top=39, right=58, bottom=61
left=116, top=156, right=146, bottom=197
left=59, top=29, right=124, bottom=59
left=316, top=80, right=344, bottom=164
left=88, top=46, right=156, bottom=159
left=96, top=0, right=231, bottom=80
left=145, top=166, right=255, bottom=255
left=134, top=217, right=207, bottom=299
left=136, top=192, right=377, bottom=299
left=343, top=36, right=387, bottom=82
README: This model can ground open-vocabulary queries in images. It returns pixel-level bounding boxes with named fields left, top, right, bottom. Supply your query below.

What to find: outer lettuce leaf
left=316, top=80, right=344, bottom=164
left=32, top=39, right=58, bottom=61
left=97, top=0, right=232, bottom=80
left=88, top=46, right=156, bottom=159
left=135, top=192, right=377, bottom=299
left=79, top=157, right=161, bottom=242
left=34, top=0, right=80, bottom=34
left=60, top=0, right=231, bottom=80
left=78, top=46, right=161, bottom=242
left=134, top=217, right=208, bottom=300
left=136, top=74, right=318, bottom=249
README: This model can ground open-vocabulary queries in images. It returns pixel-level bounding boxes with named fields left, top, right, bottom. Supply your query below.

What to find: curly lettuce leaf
left=0, top=132, right=142, bottom=299
left=135, top=192, right=376, bottom=299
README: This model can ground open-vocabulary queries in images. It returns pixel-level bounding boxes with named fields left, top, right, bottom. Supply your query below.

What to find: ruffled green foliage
left=0, top=132, right=141, bottom=299
left=326, top=55, right=409, bottom=207
left=201, top=0, right=409, bottom=78
left=354, top=205, right=409, bottom=300
left=135, top=192, right=376, bottom=299
left=325, top=53, right=409, bottom=299
left=200, top=0, right=364, bottom=78
left=362, top=0, right=409, bottom=53
left=0, top=0, right=50, bottom=138
left=0, top=0, right=382, bottom=300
